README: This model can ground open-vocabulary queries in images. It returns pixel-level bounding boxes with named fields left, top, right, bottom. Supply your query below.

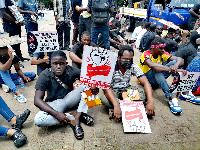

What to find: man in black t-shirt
left=188, top=3, right=200, bottom=31
left=69, top=31, right=96, bottom=69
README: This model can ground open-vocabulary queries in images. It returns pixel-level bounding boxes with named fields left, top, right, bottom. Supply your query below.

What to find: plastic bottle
left=18, top=76, right=25, bottom=88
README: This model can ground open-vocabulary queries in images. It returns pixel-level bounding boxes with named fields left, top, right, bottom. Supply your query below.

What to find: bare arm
left=138, top=76, right=155, bottom=116
left=69, top=52, right=82, bottom=64
left=31, top=56, right=49, bottom=65
left=34, top=90, right=69, bottom=124
left=17, top=7, right=35, bottom=15
left=0, top=8, right=15, bottom=22
left=103, top=88, right=121, bottom=121
left=0, top=49, right=14, bottom=72
left=189, top=8, right=200, bottom=18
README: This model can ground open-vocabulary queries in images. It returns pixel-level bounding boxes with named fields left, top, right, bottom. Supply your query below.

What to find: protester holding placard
left=0, top=0, right=30, bottom=62
left=69, top=31, right=96, bottom=69
left=34, top=51, right=95, bottom=140
left=31, top=52, right=52, bottom=76
left=17, top=0, right=39, bottom=57
left=139, top=38, right=186, bottom=115
left=101, top=45, right=155, bottom=121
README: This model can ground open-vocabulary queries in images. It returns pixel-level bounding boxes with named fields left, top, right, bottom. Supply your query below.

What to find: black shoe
left=10, top=130, right=27, bottom=147
left=12, top=109, right=31, bottom=130
left=29, top=53, right=33, bottom=57
left=20, top=57, right=30, bottom=62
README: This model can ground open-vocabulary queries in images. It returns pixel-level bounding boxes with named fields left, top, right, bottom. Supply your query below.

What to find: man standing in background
left=54, top=0, right=71, bottom=51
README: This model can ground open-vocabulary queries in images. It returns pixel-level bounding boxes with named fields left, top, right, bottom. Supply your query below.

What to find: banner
left=120, top=100, right=151, bottom=133
left=170, top=72, right=200, bottom=93
left=80, top=46, right=118, bottom=89
left=28, top=31, right=59, bottom=53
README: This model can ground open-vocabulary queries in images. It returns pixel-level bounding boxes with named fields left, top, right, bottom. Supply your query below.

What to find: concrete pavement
left=0, top=10, right=199, bottom=150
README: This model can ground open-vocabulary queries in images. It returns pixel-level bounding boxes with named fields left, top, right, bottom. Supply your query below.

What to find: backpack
left=91, top=0, right=111, bottom=24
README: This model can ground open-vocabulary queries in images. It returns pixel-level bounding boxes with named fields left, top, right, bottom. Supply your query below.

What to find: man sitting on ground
left=101, top=45, right=155, bottom=121
left=69, top=31, right=96, bottom=69
left=34, top=50, right=95, bottom=140
left=139, top=38, right=186, bottom=115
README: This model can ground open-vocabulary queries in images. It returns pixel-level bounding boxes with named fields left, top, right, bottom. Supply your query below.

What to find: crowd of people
left=0, top=0, right=199, bottom=147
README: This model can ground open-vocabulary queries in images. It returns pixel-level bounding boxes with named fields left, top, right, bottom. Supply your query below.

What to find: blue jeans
left=91, top=26, right=110, bottom=50
left=25, top=22, right=38, bottom=54
left=0, top=70, right=36, bottom=93
left=0, top=96, right=15, bottom=136
left=145, top=60, right=176, bottom=98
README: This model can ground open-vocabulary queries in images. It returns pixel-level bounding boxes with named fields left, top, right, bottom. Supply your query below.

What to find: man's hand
left=113, top=104, right=122, bottom=121
left=178, top=69, right=187, bottom=76
left=43, top=56, right=49, bottom=63
left=8, top=49, right=14, bottom=60
left=23, top=76, right=31, bottom=82
left=181, top=30, right=189, bottom=37
left=169, top=64, right=179, bottom=73
left=54, top=112, right=69, bottom=124
left=145, top=102, right=155, bottom=116
left=91, top=87, right=99, bottom=95
left=56, top=21, right=60, bottom=28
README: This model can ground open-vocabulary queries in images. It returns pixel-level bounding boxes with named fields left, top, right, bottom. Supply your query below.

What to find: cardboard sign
left=170, top=72, right=200, bottom=93
left=80, top=46, right=118, bottom=89
left=120, top=100, right=151, bottom=133
left=27, top=31, right=59, bottom=53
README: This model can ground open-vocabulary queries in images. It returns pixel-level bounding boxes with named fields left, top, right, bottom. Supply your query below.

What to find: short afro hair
left=118, top=45, right=134, bottom=57
left=51, top=50, right=67, bottom=60
left=151, top=37, right=165, bottom=46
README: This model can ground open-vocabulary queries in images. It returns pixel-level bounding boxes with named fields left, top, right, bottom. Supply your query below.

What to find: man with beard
left=101, top=45, right=155, bottom=121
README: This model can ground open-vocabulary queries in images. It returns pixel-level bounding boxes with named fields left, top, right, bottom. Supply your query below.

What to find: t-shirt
left=111, top=61, right=145, bottom=89
left=139, top=50, right=172, bottom=74
left=70, top=41, right=97, bottom=69
left=35, top=65, right=80, bottom=102
left=18, top=0, right=38, bottom=23
left=0, top=55, right=20, bottom=70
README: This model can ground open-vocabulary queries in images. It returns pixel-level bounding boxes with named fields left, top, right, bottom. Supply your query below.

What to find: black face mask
left=121, top=60, right=133, bottom=69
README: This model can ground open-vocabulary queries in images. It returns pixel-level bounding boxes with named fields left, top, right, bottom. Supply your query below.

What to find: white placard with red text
left=120, top=100, right=151, bottom=133
left=80, top=46, right=118, bottom=89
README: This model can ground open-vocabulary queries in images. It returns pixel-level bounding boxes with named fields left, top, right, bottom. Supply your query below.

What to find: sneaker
left=12, top=109, right=31, bottom=130
left=2, top=84, right=10, bottom=93
left=29, top=53, right=33, bottom=57
left=179, top=91, right=200, bottom=104
left=14, top=94, right=27, bottom=103
left=169, top=98, right=182, bottom=114
left=19, top=63, right=24, bottom=69
left=21, top=57, right=30, bottom=62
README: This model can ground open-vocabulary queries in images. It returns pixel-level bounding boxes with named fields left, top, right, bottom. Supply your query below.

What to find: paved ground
left=0, top=10, right=199, bottom=150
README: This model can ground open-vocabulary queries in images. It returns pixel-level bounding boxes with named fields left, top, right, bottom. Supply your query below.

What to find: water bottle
left=18, top=76, right=25, bottom=88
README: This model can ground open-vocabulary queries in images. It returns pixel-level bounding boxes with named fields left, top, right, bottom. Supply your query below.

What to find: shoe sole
left=170, top=109, right=182, bottom=115
left=180, top=97, right=200, bottom=105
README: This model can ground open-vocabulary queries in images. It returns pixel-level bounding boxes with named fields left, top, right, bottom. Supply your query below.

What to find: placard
left=120, top=100, right=151, bottom=133
left=80, top=46, right=118, bottom=89
left=27, top=31, right=59, bottom=53
left=169, top=72, right=200, bottom=93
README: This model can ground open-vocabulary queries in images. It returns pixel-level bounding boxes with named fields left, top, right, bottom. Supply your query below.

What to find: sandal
left=12, top=109, right=31, bottom=130
left=80, top=113, right=94, bottom=126
left=10, top=130, right=27, bottom=147
left=69, top=124, right=84, bottom=140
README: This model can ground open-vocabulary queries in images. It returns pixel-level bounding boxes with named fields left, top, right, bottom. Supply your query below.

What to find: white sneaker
left=14, top=94, right=27, bottom=103
left=2, top=84, right=10, bottom=93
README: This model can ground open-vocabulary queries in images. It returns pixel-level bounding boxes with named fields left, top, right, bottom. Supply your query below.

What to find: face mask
left=121, top=60, right=133, bottom=69
left=173, top=35, right=181, bottom=41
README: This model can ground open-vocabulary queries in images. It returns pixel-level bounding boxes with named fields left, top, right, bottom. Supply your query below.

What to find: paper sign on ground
left=120, top=100, right=151, bottom=133
left=27, top=31, right=59, bottom=53
left=80, top=45, right=118, bottom=89
left=170, top=72, right=200, bottom=93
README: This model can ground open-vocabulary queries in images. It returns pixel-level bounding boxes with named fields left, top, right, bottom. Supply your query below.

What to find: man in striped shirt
left=101, top=45, right=155, bottom=121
